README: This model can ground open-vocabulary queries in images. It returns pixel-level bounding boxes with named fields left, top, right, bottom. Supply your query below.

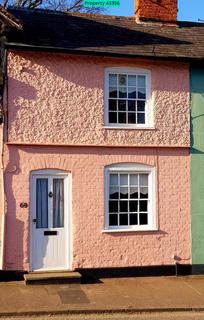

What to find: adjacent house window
left=105, top=164, right=156, bottom=231
left=105, top=68, right=152, bottom=128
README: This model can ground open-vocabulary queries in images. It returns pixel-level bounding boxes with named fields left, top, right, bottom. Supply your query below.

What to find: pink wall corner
left=7, top=51, right=190, bottom=147
left=3, top=145, right=191, bottom=271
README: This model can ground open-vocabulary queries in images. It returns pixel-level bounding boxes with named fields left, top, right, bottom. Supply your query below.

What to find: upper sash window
left=105, top=68, right=152, bottom=128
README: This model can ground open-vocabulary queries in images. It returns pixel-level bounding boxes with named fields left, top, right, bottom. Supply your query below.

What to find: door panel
left=31, top=172, right=70, bottom=271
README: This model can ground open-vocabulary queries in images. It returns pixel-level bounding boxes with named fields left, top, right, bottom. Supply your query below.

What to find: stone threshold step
left=24, top=271, right=81, bottom=285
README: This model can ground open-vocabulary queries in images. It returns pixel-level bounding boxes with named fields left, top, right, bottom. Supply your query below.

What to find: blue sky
left=107, top=0, right=204, bottom=22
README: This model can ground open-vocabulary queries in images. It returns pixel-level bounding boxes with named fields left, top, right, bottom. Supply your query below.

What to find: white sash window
left=104, top=164, right=156, bottom=232
left=104, top=68, right=153, bottom=129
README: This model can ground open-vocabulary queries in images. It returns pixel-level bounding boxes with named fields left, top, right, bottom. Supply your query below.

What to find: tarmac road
left=2, top=312, right=204, bottom=320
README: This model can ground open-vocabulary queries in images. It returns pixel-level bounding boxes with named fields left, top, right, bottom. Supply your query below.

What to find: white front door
left=30, top=170, right=71, bottom=271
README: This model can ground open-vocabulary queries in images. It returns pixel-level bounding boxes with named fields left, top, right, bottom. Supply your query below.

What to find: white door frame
left=29, top=169, right=72, bottom=272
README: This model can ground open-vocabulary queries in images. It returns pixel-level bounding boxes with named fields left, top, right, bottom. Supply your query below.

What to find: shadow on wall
left=190, top=112, right=204, bottom=155
left=13, top=50, right=190, bottom=95
left=4, top=147, right=25, bottom=271
left=7, top=9, right=192, bottom=92
left=190, top=68, right=204, bottom=154
left=192, top=265, right=204, bottom=274
left=9, top=77, right=37, bottom=102
left=190, top=95, right=204, bottom=154
left=16, top=144, right=188, bottom=158
left=104, top=229, right=168, bottom=238
left=190, top=114, right=204, bottom=154
left=29, top=170, right=49, bottom=271
left=4, top=148, right=51, bottom=271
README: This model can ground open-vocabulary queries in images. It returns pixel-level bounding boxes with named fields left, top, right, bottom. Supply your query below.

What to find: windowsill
left=101, top=228, right=158, bottom=233
left=103, top=126, right=155, bottom=130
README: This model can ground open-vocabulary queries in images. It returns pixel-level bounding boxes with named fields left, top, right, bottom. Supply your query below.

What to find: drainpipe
left=0, top=39, right=7, bottom=270
left=0, top=120, right=4, bottom=270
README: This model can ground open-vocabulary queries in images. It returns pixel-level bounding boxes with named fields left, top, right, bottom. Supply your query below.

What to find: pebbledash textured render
left=0, top=0, right=203, bottom=274
left=4, top=34, right=191, bottom=270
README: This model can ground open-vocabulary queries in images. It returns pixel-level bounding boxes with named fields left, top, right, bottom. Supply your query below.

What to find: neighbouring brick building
left=0, top=0, right=203, bottom=275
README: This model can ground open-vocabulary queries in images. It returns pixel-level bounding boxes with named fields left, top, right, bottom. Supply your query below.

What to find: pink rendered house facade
left=1, top=1, right=192, bottom=273
left=3, top=52, right=191, bottom=272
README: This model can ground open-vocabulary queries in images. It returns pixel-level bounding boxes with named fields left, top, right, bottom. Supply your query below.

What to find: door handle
left=48, top=192, right=53, bottom=198
left=33, top=218, right=37, bottom=223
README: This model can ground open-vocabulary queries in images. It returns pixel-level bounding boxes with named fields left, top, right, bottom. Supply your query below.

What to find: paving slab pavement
left=1, top=276, right=204, bottom=316
left=2, top=312, right=204, bottom=320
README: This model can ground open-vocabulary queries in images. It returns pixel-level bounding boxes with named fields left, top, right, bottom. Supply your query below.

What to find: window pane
left=130, top=214, right=138, bottom=225
left=110, top=174, right=118, bottom=186
left=128, top=113, right=136, bottom=124
left=137, top=113, right=145, bottom=124
left=107, top=72, right=148, bottom=128
left=119, top=87, right=127, bottom=98
left=140, top=187, right=148, bottom=199
left=128, top=87, right=136, bottom=99
left=140, top=213, right=148, bottom=225
left=109, top=214, right=118, bottom=226
left=109, top=87, right=117, bottom=98
left=119, top=214, right=128, bottom=225
left=53, top=178, right=64, bottom=228
left=138, top=88, right=146, bottom=99
left=118, top=112, right=126, bottom=123
left=120, top=174, right=128, bottom=185
left=108, top=168, right=151, bottom=229
left=109, top=99, right=117, bottom=111
left=120, top=201, right=128, bottom=212
left=138, top=75, right=146, bottom=87
left=109, top=74, right=117, bottom=86
left=36, top=178, right=48, bottom=229
left=109, top=201, right=118, bottom=213
left=129, top=200, right=138, bottom=212
left=119, top=74, right=127, bottom=86
left=118, top=100, right=126, bottom=111
left=128, top=100, right=136, bottom=111
left=128, top=75, right=136, bottom=86
left=130, top=187, right=138, bottom=199
left=137, top=100, right=145, bottom=112
left=120, top=187, right=128, bottom=199
left=109, top=112, right=117, bottom=123
left=110, top=187, right=119, bottom=199
left=140, top=174, right=148, bottom=186
left=139, top=201, right=148, bottom=212
left=130, top=174, right=138, bottom=185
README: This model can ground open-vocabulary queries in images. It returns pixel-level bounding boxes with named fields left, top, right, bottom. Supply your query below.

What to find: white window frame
left=104, top=163, right=156, bottom=232
left=104, top=67, right=153, bottom=129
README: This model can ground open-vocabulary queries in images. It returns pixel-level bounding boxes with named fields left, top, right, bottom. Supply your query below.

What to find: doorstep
left=24, top=271, right=81, bottom=285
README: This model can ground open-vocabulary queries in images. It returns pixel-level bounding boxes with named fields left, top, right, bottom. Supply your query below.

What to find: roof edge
left=5, top=42, right=202, bottom=63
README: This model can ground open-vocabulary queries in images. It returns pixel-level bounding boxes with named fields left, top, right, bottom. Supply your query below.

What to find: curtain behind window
left=53, top=178, right=64, bottom=228
left=36, top=178, right=48, bottom=228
